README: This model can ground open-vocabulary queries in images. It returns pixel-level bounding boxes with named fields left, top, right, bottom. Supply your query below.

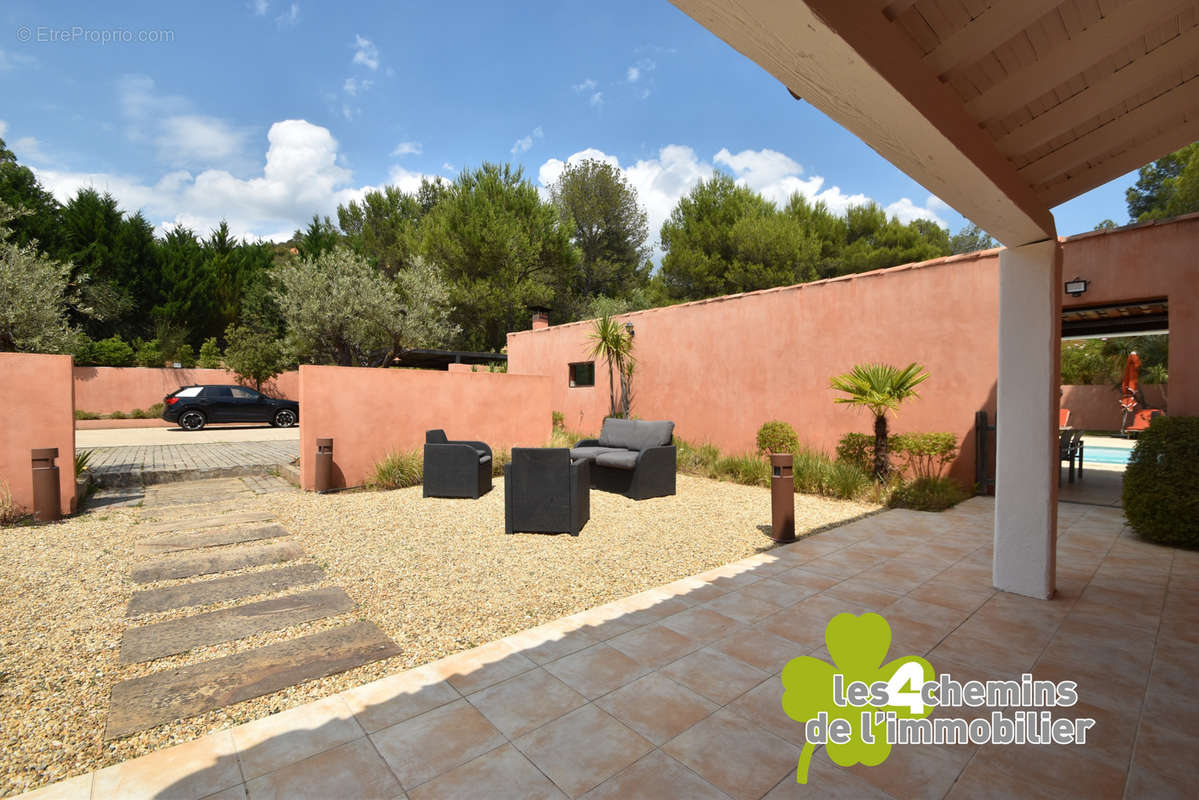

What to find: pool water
left=1085, top=445, right=1131, bottom=466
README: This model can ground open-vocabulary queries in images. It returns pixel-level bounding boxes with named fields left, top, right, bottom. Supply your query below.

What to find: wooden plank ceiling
left=884, top=0, right=1199, bottom=208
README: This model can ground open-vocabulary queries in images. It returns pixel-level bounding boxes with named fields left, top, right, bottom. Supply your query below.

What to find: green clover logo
left=780, top=612, right=935, bottom=783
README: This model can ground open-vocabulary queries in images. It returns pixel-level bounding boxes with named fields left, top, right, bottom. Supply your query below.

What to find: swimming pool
left=1085, top=445, right=1131, bottom=466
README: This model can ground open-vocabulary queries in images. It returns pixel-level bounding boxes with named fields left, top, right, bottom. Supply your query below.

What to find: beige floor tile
left=466, top=668, right=586, bottom=739
left=1123, top=763, right=1191, bottom=800
left=676, top=581, right=732, bottom=605
left=581, top=749, right=730, bottom=800
left=13, top=773, right=94, bottom=800
left=761, top=752, right=894, bottom=799
left=244, top=738, right=400, bottom=800
left=426, top=639, right=536, bottom=695
left=407, top=744, right=564, bottom=800
left=701, top=590, right=785, bottom=624
left=371, top=699, right=506, bottom=790
left=726, top=676, right=807, bottom=747
left=969, top=742, right=1126, bottom=800
left=607, top=624, right=700, bottom=668
left=1129, top=720, right=1199, bottom=783
left=905, top=581, right=993, bottom=614
left=944, top=757, right=1060, bottom=800
left=663, top=708, right=800, bottom=800
left=231, top=694, right=363, bottom=780
left=770, top=567, right=840, bottom=594
left=660, top=647, right=770, bottom=705
left=821, top=576, right=906, bottom=611
left=514, top=705, right=653, bottom=798
left=711, top=628, right=808, bottom=675
left=200, top=786, right=249, bottom=800
left=92, top=730, right=242, bottom=800
left=542, top=643, right=651, bottom=700
left=659, top=607, right=742, bottom=643
left=341, top=664, right=462, bottom=734
left=503, top=623, right=599, bottom=665
left=595, top=672, right=718, bottom=745
left=846, top=744, right=966, bottom=800
left=737, top=577, right=800, bottom=606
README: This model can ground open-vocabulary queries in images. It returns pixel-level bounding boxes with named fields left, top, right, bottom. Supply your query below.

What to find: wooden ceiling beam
left=965, top=0, right=1197, bottom=122
left=996, top=25, right=1199, bottom=157
left=1020, top=75, right=1199, bottom=185
left=1036, top=109, right=1199, bottom=206
left=923, top=0, right=1062, bottom=76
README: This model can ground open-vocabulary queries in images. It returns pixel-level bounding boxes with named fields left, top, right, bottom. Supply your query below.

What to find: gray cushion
left=596, top=450, right=640, bottom=470
left=569, top=446, right=623, bottom=462
left=598, top=418, right=674, bottom=451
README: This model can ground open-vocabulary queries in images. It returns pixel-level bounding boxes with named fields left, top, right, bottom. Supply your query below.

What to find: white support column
left=994, top=239, right=1061, bottom=599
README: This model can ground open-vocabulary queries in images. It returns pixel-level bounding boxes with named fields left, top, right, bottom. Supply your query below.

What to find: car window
left=202, top=386, right=233, bottom=398
left=230, top=387, right=258, bottom=399
left=175, top=386, right=203, bottom=398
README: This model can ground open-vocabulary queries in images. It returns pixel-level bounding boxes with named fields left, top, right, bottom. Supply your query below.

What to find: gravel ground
left=0, top=475, right=877, bottom=796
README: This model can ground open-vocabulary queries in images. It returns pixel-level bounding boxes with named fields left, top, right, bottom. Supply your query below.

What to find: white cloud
left=276, top=3, right=299, bottom=25
left=0, top=48, right=37, bottom=71
left=510, top=125, right=544, bottom=156
left=352, top=35, right=380, bottom=70
left=342, top=77, right=372, bottom=96
left=627, top=59, right=655, bottom=84
left=589, top=92, right=604, bottom=108
left=157, top=115, right=247, bottom=166
left=442, top=162, right=455, bottom=172
left=714, top=147, right=870, bottom=214
left=250, top=0, right=269, bottom=15
left=33, top=120, right=380, bottom=242
left=572, top=78, right=597, bottom=93
left=12, top=136, right=49, bottom=163
left=627, top=67, right=641, bottom=83
left=885, top=196, right=948, bottom=227
left=0, top=119, right=8, bottom=138
left=387, top=165, right=444, bottom=195
left=391, top=141, right=422, bottom=157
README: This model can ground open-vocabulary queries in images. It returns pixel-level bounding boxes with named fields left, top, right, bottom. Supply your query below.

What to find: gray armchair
left=505, top=448, right=590, bottom=535
left=423, top=429, right=493, bottom=498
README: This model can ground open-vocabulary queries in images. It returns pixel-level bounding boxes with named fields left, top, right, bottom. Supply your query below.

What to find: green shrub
left=835, top=433, right=874, bottom=473
left=175, top=343, right=197, bottom=368
left=129, top=407, right=148, bottom=419
left=75, top=334, right=136, bottom=367
left=492, top=448, right=512, bottom=478
left=74, top=449, right=93, bottom=477
left=366, top=450, right=423, bottom=490
left=713, top=454, right=770, bottom=487
left=134, top=338, right=165, bottom=368
left=548, top=427, right=584, bottom=448
left=756, top=421, right=799, bottom=456
left=198, top=337, right=223, bottom=369
left=74, top=409, right=101, bottom=420
left=827, top=460, right=872, bottom=500
left=791, top=447, right=871, bottom=501
left=552, top=411, right=565, bottom=430
left=676, top=438, right=721, bottom=477
left=108, top=410, right=127, bottom=419
left=892, top=432, right=958, bottom=480
left=1123, top=416, right=1199, bottom=547
left=889, top=477, right=969, bottom=512
left=147, top=402, right=164, bottom=417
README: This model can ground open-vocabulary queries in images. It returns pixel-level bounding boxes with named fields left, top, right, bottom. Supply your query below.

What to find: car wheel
left=272, top=409, right=297, bottom=428
left=179, top=410, right=207, bottom=431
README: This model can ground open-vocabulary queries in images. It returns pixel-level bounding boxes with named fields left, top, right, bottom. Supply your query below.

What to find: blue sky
left=1, top=0, right=1137, bottom=253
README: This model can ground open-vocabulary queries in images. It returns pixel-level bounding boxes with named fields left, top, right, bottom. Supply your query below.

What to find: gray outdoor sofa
left=570, top=418, right=676, bottom=499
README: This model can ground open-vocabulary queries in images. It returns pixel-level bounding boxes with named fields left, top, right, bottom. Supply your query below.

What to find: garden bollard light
left=770, top=453, right=795, bottom=543
left=314, top=438, right=333, bottom=493
left=31, top=448, right=62, bottom=523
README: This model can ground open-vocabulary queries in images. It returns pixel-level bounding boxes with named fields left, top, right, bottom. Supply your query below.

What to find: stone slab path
left=106, top=622, right=400, bottom=739
left=84, top=440, right=299, bottom=488
left=126, top=563, right=327, bottom=616
left=134, top=522, right=291, bottom=555
left=106, top=477, right=400, bottom=740
left=120, top=587, right=357, bottom=664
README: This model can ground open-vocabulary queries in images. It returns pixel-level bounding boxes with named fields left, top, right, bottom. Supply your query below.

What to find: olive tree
left=0, top=205, right=75, bottom=353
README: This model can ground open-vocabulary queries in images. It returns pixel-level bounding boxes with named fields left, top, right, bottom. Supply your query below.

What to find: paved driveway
left=77, top=425, right=300, bottom=448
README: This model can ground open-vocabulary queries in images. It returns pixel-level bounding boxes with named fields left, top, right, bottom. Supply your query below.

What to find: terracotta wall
left=509, top=251, right=1002, bottom=485
left=1061, top=213, right=1199, bottom=418
left=73, top=367, right=299, bottom=414
left=297, top=365, right=553, bottom=490
left=0, top=353, right=76, bottom=515
left=1061, top=384, right=1168, bottom=431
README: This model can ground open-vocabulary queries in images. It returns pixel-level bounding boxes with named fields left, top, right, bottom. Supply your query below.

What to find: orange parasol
left=1120, top=352, right=1141, bottom=411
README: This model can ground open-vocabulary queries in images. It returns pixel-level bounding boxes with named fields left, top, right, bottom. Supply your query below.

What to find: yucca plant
left=74, top=449, right=94, bottom=477
left=830, top=362, right=928, bottom=481
left=587, top=315, right=635, bottom=418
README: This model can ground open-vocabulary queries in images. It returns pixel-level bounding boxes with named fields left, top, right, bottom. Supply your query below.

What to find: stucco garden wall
left=72, top=367, right=299, bottom=415
left=1060, top=384, right=1167, bottom=431
left=0, top=353, right=76, bottom=515
left=297, top=366, right=553, bottom=490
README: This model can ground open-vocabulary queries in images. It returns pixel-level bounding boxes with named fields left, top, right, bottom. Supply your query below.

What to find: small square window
left=569, top=362, right=595, bottom=388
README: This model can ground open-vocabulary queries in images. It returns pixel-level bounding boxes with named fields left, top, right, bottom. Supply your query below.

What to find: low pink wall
left=72, top=367, right=299, bottom=414
left=509, top=252, right=1001, bottom=485
left=1061, top=384, right=1167, bottom=431
left=0, top=354, right=76, bottom=516
left=298, top=366, right=553, bottom=490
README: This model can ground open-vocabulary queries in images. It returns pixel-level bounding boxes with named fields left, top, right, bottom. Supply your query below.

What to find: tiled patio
left=20, top=497, right=1198, bottom=799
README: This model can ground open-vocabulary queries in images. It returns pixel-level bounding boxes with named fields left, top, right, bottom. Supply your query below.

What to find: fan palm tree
left=587, top=315, right=635, bottom=418
left=830, top=362, right=929, bottom=480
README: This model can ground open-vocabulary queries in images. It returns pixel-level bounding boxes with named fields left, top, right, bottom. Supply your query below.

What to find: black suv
left=163, top=385, right=299, bottom=431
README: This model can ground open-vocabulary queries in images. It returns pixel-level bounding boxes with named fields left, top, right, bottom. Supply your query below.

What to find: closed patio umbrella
left=1121, top=351, right=1141, bottom=411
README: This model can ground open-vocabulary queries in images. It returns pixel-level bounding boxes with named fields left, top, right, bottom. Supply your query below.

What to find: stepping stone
left=121, top=587, right=357, bottom=663
left=141, top=511, right=275, bottom=535
left=131, top=542, right=303, bottom=584
left=134, top=523, right=291, bottom=555
left=127, top=563, right=326, bottom=616
left=105, top=621, right=400, bottom=739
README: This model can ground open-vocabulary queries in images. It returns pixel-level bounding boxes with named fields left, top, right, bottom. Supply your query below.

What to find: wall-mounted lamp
left=624, top=322, right=635, bottom=337
left=1064, top=277, right=1089, bottom=297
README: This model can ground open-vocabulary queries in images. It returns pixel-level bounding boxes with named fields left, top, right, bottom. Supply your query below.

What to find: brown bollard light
left=314, top=438, right=333, bottom=493
left=31, top=448, right=62, bottom=523
left=770, top=453, right=795, bottom=543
